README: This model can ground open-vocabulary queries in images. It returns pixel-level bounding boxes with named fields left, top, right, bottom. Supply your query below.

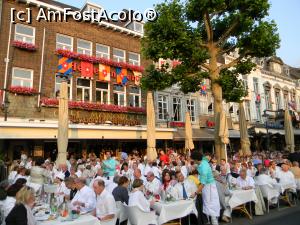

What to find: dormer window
left=127, top=22, right=144, bottom=33
left=285, top=67, right=290, bottom=76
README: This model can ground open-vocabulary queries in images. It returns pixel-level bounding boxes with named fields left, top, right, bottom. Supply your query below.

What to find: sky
left=58, top=0, right=300, bottom=67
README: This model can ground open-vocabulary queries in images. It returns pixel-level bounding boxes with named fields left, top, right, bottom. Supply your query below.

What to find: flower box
left=41, top=98, right=146, bottom=114
left=12, top=40, right=37, bottom=51
left=55, top=49, right=144, bottom=72
left=9, top=86, right=38, bottom=95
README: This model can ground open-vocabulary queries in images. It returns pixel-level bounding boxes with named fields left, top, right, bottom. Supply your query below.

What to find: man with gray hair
left=145, top=171, right=161, bottom=196
left=71, top=178, right=96, bottom=213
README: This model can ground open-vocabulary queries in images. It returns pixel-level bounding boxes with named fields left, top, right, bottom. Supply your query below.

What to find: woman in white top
left=128, top=179, right=155, bottom=212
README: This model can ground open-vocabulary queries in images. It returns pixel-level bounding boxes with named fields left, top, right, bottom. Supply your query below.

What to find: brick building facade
left=0, top=0, right=174, bottom=159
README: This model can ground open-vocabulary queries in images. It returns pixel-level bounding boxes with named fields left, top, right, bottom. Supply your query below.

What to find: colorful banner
left=99, top=64, right=110, bottom=81
left=116, top=67, right=128, bottom=85
left=133, top=71, right=142, bottom=86
left=57, top=56, right=73, bottom=76
left=80, top=61, right=94, bottom=78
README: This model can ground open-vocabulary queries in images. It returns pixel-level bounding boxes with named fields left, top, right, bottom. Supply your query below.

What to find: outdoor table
left=152, top=199, right=197, bottom=225
left=227, top=189, right=258, bottom=219
left=38, top=214, right=100, bottom=225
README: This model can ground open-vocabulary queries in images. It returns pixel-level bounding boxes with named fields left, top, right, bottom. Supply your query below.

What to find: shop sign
left=69, top=110, right=142, bottom=126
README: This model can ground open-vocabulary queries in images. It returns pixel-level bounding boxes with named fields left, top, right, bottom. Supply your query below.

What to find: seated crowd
left=0, top=149, right=300, bottom=225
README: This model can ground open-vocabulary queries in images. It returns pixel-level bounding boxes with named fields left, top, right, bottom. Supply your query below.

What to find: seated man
left=236, top=169, right=255, bottom=190
left=93, top=179, right=117, bottom=222
left=144, top=172, right=161, bottom=197
left=276, top=162, right=297, bottom=191
left=71, top=178, right=96, bottom=213
left=290, top=161, right=300, bottom=189
left=174, top=171, right=197, bottom=200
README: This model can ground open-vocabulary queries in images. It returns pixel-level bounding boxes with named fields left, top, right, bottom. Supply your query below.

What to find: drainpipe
left=37, top=27, right=46, bottom=107
left=2, top=21, right=13, bottom=104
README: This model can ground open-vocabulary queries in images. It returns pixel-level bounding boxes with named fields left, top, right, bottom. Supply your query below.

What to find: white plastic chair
left=124, top=205, right=158, bottom=225
left=116, top=201, right=128, bottom=224
left=259, top=184, right=280, bottom=213
left=100, top=212, right=119, bottom=225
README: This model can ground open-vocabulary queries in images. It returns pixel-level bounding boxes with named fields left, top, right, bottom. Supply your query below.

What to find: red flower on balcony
left=55, top=49, right=144, bottom=72
left=40, top=98, right=146, bottom=114
left=9, top=86, right=38, bottom=95
left=12, top=40, right=37, bottom=51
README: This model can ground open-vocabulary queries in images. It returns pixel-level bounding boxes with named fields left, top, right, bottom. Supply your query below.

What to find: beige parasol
left=239, top=102, right=251, bottom=157
left=185, top=111, right=194, bottom=151
left=146, top=91, right=157, bottom=161
left=284, top=109, right=295, bottom=153
left=57, top=79, right=69, bottom=165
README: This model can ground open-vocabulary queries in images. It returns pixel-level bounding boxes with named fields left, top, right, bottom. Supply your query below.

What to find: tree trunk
left=209, top=46, right=225, bottom=162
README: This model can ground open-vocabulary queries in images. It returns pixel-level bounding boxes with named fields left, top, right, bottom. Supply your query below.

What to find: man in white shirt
left=276, top=163, right=297, bottom=190
left=145, top=172, right=161, bottom=196
left=236, top=169, right=255, bottom=190
left=174, top=171, right=197, bottom=200
left=132, top=168, right=147, bottom=184
left=71, top=178, right=96, bottom=213
left=93, top=179, right=117, bottom=222
left=89, top=168, right=107, bottom=188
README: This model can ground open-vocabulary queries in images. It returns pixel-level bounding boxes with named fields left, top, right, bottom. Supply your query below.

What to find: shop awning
left=0, top=120, right=176, bottom=140
left=174, top=128, right=215, bottom=141
left=254, top=127, right=285, bottom=135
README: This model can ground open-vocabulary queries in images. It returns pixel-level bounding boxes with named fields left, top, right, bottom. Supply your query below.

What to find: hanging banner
left=133, top=71, right=142, bottom=86
left=57, top=56, right=73, bottom=76
left=80, top=61, right=94, bottom=78
left=99, top=64, right=110, bottom=81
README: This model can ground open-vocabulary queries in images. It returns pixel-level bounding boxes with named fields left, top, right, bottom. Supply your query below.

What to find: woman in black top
left=6, top=186, right=36, bottom=225
left=112, top=176, right=129, bottom=204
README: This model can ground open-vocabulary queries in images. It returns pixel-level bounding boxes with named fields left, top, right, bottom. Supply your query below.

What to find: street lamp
left=262, top=110, right=270, bottom=151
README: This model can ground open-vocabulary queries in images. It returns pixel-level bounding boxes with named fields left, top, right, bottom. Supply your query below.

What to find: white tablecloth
left=228, top=189, right=258, bottom=209
left=39, top=215, right=100, bottom=225
left=152, top=200, right=197, bottom=225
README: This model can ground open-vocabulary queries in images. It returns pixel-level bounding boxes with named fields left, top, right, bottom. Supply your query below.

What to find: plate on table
left=35, top=213, right=50, bottom=221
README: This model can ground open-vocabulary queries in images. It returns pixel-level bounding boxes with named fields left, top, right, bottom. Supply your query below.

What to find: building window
left=56, top=34, right=73, bottom=50
left=55, top=76, right=72, bottom=99
left=199, top=97, right=208, bottom=115
left=127, top=22, right=144, bottom=33
left=275, top=90, right=281, bottom=110
left=187, top=99, right=196, bottom=122
left=243, top=79, right=248, bottom=91
left=173, top=97, right=182, bottom=122
left=264, top=88, right=272, bottom=110
left=245, top=101, right=251, bottom=121
left=128, top=52, right=140, bottom=66
left=283, top=91, right=289, bottom=109
left=96, top=44, right=110, bottom=59
left=77, top=39, right=92, bottom=55
left=14, top=24, right=35, bottom=44
left=129, top=86, right=141, bottom=107
left=113, top=84, right=126, bottom=106
left=95, top=81, right=109, bottom=104
left=12, top=67, right=33, bottom=87
left=113, top=48, right=125, bottom=62
left=253, top=77, right=259, bottom=94
left=76, top=78, right=91, bottom=102
left=158, top=95, right=168, bottom=120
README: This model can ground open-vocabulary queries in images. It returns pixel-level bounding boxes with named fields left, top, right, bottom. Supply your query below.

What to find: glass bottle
left=50, top=193, right=58, bottom=216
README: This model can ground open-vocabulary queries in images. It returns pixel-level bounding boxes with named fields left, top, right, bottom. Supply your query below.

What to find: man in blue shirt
left=102, top=151, right=118, bottom=180
left=197, top=153, right=220, bottom=225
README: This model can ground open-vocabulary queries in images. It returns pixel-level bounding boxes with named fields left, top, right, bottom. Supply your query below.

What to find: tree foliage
left=141, top=0, right=280, bottom=102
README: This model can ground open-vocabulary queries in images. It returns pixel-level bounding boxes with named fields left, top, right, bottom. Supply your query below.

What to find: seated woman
left=5, top=186, right=37, bottom=225
left=128, top=179, right=155, bottom=212
left=161, top=170, right=177, bottom=199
